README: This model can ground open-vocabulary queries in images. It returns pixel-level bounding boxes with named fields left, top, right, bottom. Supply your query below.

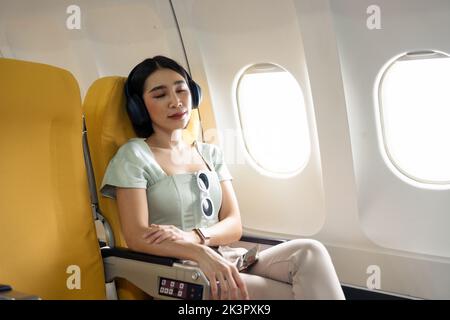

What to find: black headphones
left=124, top=60, right=202, bottom=138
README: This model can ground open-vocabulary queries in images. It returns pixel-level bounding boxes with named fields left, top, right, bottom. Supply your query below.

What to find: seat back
left=0, top=58, right=106, bottom=299
left=82, top=76, right=201, bottom=299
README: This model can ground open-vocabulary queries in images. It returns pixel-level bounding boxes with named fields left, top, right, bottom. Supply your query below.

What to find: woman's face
left=142, top=68, right=192, bottom=133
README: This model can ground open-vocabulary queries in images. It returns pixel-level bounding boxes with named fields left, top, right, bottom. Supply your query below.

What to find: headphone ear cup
left=189, top=79, right=202, bottom=109
left=128, top=93, right=146, bottom=124
left=126, top=93, right=153, bottom=137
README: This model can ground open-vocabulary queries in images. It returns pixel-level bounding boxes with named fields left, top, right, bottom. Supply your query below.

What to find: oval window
left=378, top=51, right=450, bottom=185
left=236, top=63, right=311, bottom=176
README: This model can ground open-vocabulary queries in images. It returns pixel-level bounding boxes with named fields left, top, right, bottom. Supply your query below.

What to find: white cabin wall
left=330, top=0, right=450, bottom=258
left=173, top=0, right=450, bottom=298
left=0, top=0, right=187, bottom=97
left=172, top=0, right=327, bottom=237
left=292, top=0, right=370, bottom=247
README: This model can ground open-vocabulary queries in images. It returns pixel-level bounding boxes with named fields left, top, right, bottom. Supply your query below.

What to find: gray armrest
left=102, top=235, right=283, bottom=300
left=240, top=234, right=286, bottom=246
left=0, top=284, right=40, bottom=300
left=101, top=247, right=211, bottom=300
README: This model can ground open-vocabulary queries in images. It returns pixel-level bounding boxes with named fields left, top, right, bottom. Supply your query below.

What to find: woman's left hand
left=142, top=224, right=195, bottom=244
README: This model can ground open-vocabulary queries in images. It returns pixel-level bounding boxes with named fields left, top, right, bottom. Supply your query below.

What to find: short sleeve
left=100, top=142, right=150, bottom=199
left=210, top=144, right=233, bottom=182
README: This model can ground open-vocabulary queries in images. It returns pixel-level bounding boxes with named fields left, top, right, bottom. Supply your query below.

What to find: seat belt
left=82, top=114, right=115, bottom=248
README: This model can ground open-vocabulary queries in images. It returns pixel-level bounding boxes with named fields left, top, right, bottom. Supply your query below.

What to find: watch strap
left=194, top=228, right=210, bottom=244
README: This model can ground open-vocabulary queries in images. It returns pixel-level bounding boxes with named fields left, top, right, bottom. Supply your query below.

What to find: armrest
left=0, top=284, right=40, bottom=300
left=102, top=247, right=210, bottom=300
left=101, top=247, right=179, bottom=266
left=240, top=234, right=286, bottom=246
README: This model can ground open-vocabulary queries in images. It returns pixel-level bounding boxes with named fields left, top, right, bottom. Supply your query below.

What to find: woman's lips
left=168, top=111, right=187, bottom=119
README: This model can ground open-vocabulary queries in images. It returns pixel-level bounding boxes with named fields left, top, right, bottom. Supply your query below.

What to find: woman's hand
left=142, top=224, right=196, bottom=244
left=197, top=246, right=250, bottom=300
left=142, top=225, right=250, bottom=299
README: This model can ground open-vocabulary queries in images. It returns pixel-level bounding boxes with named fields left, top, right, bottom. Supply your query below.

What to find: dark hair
left=124, top=55, right=201, bottom=138
left=127, top=56, right=190, bottom=99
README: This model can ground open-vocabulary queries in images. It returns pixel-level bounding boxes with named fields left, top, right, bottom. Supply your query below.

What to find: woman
left=101, top=55, right=345, bottom=300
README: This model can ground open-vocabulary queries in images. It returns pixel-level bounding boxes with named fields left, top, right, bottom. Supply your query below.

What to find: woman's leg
left=246, top=239, right=345, bottom=300
left=239, top=273, right=294, bottom=300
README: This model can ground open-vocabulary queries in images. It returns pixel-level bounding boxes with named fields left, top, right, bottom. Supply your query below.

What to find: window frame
left=234, top=62, right=311, bottom=178
left=376, top=50, right=450, bottom=187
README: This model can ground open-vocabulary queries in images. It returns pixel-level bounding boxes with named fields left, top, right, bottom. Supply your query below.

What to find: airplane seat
left=82, top=76, right=149, bottom=300
left=83, top=76, right=207, bottom=300
left=0, top=58, right=106, bottom=299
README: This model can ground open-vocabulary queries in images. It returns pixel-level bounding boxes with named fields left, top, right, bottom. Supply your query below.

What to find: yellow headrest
left=0, top=58, right=106, bottom=299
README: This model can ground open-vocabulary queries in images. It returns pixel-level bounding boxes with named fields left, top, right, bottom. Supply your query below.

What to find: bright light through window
left=236, top=64, right=310, bottom=176
left=379, top=51, right=450, bottom=184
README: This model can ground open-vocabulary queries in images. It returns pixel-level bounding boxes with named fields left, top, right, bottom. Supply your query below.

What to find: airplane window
left=378, top=51, right=450, bottom=185
left=236, top=63, right=311, bottom=177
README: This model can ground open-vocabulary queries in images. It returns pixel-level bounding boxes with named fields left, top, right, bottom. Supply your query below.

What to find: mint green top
left=100, top=138, right=232, bottom=231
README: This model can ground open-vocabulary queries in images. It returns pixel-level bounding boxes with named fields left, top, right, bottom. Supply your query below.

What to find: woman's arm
left=141, top=180, right=243, bottom=247
left=115, top=187, right=249, bottom=299
left=201, top=180, right=243, bottom=246
left=116, top=187, right=201, bottom=260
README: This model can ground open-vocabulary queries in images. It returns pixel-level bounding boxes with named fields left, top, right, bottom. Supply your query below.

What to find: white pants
left=240, top=239, right=345, bottom=300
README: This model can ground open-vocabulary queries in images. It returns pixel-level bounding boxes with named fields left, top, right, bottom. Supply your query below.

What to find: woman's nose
left=168, top=91, right=182, bottom=108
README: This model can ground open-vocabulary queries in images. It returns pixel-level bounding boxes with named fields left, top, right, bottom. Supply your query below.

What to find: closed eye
left=152, top=86, right=188, bottom=98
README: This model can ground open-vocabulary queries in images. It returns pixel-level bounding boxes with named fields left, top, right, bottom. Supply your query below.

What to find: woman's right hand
left=196, top=246, right=250, bottom=300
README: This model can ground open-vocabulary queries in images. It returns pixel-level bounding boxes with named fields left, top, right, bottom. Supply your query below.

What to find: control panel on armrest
left=101, top=247, right=210, bottom=300
left=158, top=277, right=204, bottom=300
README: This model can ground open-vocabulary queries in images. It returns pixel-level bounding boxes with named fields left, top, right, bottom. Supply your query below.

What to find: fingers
left=153, top=232, right=173, bottom=244
left=224, top=271, right=239, bottom=300
left=231, top=267, right=250, bottom=300
left=142, top=226, right=160, bottom=240
left=143, top=225, right=181, bottom=244
left=217, top=273, right=229, bottom=300
left=199, top=249, right=248, bottom=300
left=144, top=229, right=165, bottom=244
left=210, top=268, right=240, bottom=300
left=145, top=225, right=191, bottom=242
left=208, top=273, right=219, bottom=300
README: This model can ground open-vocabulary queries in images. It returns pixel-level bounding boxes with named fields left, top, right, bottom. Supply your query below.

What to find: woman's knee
left=290, top=239, right=330, bottom=259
